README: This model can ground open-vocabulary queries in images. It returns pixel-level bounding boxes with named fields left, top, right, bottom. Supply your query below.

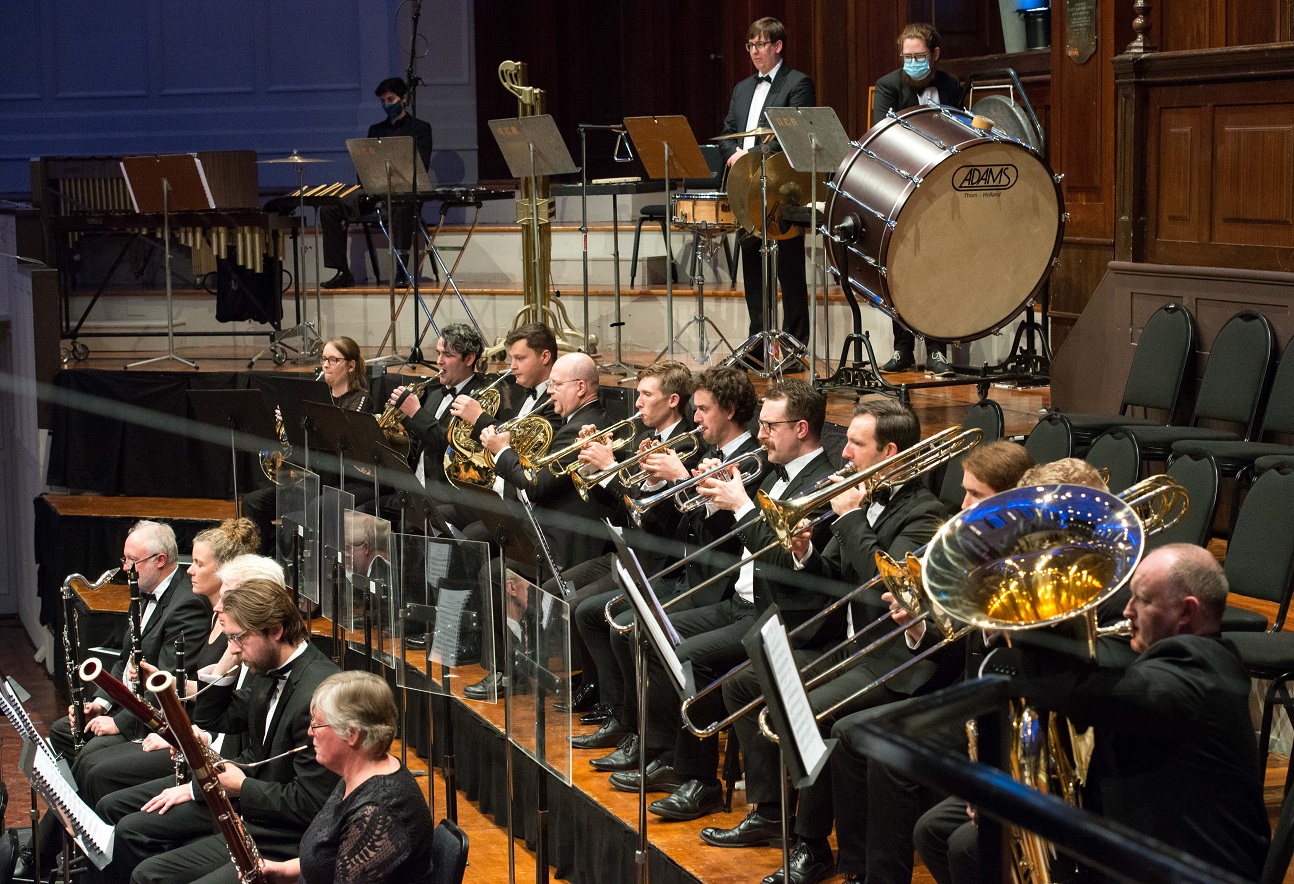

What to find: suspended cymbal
left=725, top=152, right=761, bottom=234
left=257, top=152, right=331, bottom=164
left=726, top=151, right=823, bottom=240
left=710, top=127, right=775, bottom=142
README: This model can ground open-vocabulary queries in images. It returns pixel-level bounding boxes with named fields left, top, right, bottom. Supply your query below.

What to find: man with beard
left=872, top=23, right=961, bottom=378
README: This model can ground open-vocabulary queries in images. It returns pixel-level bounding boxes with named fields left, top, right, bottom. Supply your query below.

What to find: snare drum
left=826, top=105, right=1065, bottom=343
left=671, top=192, right=736, bottom=230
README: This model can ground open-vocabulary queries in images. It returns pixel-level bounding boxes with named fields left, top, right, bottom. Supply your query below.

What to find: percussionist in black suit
left=716, top=16, right=816, bottom=352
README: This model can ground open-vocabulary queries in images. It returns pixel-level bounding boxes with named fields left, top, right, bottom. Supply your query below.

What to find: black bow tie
left=771, top=464, right=790, bottom=483
left=872, top=486, right=893, bottom=507
left=138, top=591, right=157, bottom=604
left=520, top=386, right=537, bottom=398
left=266, top=664, right=292, bottom=683
left=756, top=74, right=772, bottom=84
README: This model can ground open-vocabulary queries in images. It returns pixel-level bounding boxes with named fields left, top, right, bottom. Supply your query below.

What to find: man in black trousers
left=716, top=16, right=816, bottom=352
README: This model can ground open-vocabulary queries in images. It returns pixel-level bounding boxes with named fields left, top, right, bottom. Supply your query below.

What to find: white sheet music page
left=761, top=615, right=828, bottom=775
left=32, top=748, right=115, bottom=866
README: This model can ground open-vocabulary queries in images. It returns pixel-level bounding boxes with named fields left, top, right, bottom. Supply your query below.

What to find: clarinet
left=173, top=634, right=188, bottom=785
left=147, top=671, right=267, bottom=884
left=126, top=566, right=145, bottom=699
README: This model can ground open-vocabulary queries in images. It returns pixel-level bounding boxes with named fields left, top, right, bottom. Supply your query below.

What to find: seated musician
left=873, top=23, right=960, bottom=378
left=244, top=335, right=373, bottom=556
left=20, top=520, right=213, bottom=878
left=573, top=367, right=763, bottom=765
left=319, top=76, right=434, bottom=289
left=915, top=543, right=1271, bottom=883
left=260, top=672, right=434, bottom=884
left=707, top=399, right=948, bottom=884
left=556, top=360, right=699, bottom=714
left=625, top=381, right=834, bottom=823
left=96, top=577, right=341, bottom=884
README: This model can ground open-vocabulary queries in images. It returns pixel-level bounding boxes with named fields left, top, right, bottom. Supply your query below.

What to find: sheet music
left=430, top=586, right=470, bottom=667
left=0, top=680, right=60, bottom=767
left=760, top=616, right=828, bottom=775
left=29, top=746, right=114, bottom=867
left=616, top=561, right=688, bottom=693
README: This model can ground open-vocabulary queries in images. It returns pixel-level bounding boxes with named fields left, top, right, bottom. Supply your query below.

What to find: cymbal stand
left=659, top=222, right=733, bottom=364
left=724, top=143, right=806, bottom=378
left=370, top=167, right=436, bottom=370
left=578, top=123, right=637, bottom=378
left=127, top=178, right=198, bottom=370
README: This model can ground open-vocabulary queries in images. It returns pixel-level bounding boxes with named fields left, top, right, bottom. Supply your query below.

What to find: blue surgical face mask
left=904, top=58, right=931, bottom=80
left=382, top=101, right=402, bottom=121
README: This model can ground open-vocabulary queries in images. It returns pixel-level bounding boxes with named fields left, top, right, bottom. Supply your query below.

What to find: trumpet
left=624, top=449, right=767, bottom=526
left=572, top=426, right=704, bottom=502
left=521, top=413, right=643, bottom=482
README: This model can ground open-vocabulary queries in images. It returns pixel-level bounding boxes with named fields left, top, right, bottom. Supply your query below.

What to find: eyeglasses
left=120, top=552, right=162, bottom=568
left=745, top=40, right=772, bottom=51
left=758, top=419, right=799, bottom=432
left=223, top=630, right=249, bottom=646
left=547, top=379, right=575, bottom=389
left=319, top=355, right=345, bottom=365
left=307, top=721, right=332, bottom=734
left=901, top=52, right=930, bottom=61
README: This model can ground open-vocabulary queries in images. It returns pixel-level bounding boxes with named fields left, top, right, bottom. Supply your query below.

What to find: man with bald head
left=481, top=351, right=616, bottom=574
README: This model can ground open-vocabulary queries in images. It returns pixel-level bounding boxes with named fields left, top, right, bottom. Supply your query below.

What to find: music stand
left=186, top=389, right=278, bottom=516
left=303, top=401, right=360, bottom=496
left=487, top=114, right=580, bottom=347
left=275, top=379, right=331, bottom=473
left=347, top=136, right=436, bottom=368
left=121, top=154, right=214, bottom=371
left=622, top=116, right=712, bottom=361
left=764, top=108, right=851, bottom=383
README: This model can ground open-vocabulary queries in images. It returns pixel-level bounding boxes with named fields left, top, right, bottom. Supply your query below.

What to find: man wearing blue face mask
left=319, top=77, right=434, bottom=289
left=872, top=24, right=961, bottom=378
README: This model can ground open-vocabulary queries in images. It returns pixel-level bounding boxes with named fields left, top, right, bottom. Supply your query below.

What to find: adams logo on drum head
left=953, top=164, right=1018, bottom=191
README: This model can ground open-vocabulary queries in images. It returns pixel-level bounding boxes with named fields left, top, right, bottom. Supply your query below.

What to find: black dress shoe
left=648, top=779, right=724, bottom=821
left=760, top=840, right=836, bottom=884
left=579, top=703, right=612, bottom=725
left=554, top=681, right=598, bottom=714
left=700, top=808, right=789, bottom=848
left=13, top=845, right=34, bottom=880
left=321, top=269, right=354, bottom=289
left=463, top=671, right=505, bottom=700
left=609, top=758, right=686, bottom=793
left=879, top=350, right=915, bottom=373
left=572, top=716, right=630, bottom=750
left=404, top=634, right=427, bottom=650
left=589, top=733, right=640, bottom=771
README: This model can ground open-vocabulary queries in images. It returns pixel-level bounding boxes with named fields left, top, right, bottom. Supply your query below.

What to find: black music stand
left=186, top=389, right=278, bottom=516
left=121, top=154, right=214, bottom=371
left=276, top=379, right=331, bottom=473
left=347, top=135, right=437, bottom=368
left=487, top=114, right=581, bottom=349
left=764, top=107, right=850, bottom=383
left=303, top=402, right=360, bottom=496
left=623, top=116, right=712, bottom=361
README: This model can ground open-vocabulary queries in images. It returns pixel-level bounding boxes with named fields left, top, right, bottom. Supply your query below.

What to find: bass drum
left=826, top=105, right=1065, bottom=343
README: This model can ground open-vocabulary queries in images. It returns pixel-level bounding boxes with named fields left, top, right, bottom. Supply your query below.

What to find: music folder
left=742, top=606, right=834, bottom=788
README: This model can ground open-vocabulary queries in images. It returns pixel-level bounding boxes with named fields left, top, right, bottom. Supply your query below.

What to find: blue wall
left=0, top=0, right=478, bottom=195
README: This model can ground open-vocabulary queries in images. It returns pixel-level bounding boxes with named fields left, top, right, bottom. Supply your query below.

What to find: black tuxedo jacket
left=718, top=65, right=816, bottom=162
left=405, top=373, right=486, bottom=477
left=871, top=68, right=961, bottom=124
left=103, top=569, right=211, bottom=736
left=193, top=641, right=342, bottom=847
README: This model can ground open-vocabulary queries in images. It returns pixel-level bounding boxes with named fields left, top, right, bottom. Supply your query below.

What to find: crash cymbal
left=725, top=152, right=761, bottom=235
left=727, top=152, right=823, bottom=241
left=710, top=127, right=775, bottom=142
left=257, top=151, right=331, bottom=164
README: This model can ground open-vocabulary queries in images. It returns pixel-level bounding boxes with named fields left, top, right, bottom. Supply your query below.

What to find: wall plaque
left=1066, top=0, right=1098, bottom=64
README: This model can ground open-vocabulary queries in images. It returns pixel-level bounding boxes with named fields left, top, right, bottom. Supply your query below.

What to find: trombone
left=572, top=427, right=705, bottom=502
left=624, top=449, right=766, bottom=527
left=521, top=413, right=643, bottom=482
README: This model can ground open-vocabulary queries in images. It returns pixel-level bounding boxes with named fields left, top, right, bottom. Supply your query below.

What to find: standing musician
left=629, top=382, right=836, bottom=823
left=717, top=16, right=816, bottom=352
left=573, top=366, right=763, bottom=762
left=95, top=577, right=341, bottom=884
left=873, top=23, right=961, bottom=377
left=319, top=76, right=434, bottom=290
left=707, top=399, right=948, bottom=884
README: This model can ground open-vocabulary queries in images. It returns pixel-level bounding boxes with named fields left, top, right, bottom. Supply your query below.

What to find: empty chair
left=1219, top=460, right=1294, bottom=634
left=1084, top=428, right=1140, bottom=494
left=1053, top=302, right=1196, bottom=452
left=1116, top=309, right=1277, bottom=472
left=430, top=818, right=470, bottom=884
left=1023, top=411, right=1074, bottom=465
left=938, top=399, right=1006, bottom=509
left=1146, top=451, right=1220, bottom=550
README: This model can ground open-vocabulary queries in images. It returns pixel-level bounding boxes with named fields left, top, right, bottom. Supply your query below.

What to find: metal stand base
left=247, top=320, right=323, bottom=369
left=724, top=329, right=807, bottom=379
left=661, top=229, right=735, bottom=365
left=816, top=330, right=900, bottom=398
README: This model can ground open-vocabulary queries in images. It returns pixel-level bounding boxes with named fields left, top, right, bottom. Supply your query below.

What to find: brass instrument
left=624, top=450, right=767, bottom=526
left=443, top=369, right=514, bottom=484
left=573, top=426, right=705, bottom=502
left=521, top=413, right=643, bottom=482
left=376, top=373, right=440, bottom=459
left=448, top=404, right=555, bottom=490
left=147, top=671, right=267, bottom=884
left=61, top=568, right=117, bottom=751
left=259, top=416, right=291, bottom=484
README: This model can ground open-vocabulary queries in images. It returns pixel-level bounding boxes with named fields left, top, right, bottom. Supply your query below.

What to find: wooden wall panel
left=1153, top=106, right=1205, bottom=245
left=1212, top=104, right=1294, bottom=247
left=1227, top=0, right=1292, bottom=46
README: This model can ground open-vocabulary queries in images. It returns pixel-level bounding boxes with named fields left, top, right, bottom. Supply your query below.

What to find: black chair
left=1052, top=302, right=1196, bottom=453
left=1218, top=461, right=1294, bottom=640
left=429, top=818, right=470, bottom=884
left=1023, top=411, right=1074, bottom=465
left=1116, top=309, right=1277, bottom=473
left=1146, top=451, right=1220, bottom=550
left=1084, top=428, right=1140, bottom=495
left=937, top=399, right=1006, bottom=510
left=1262, top=773, right=1294, bottom=883
left=629, top=144, right=732, bottom=288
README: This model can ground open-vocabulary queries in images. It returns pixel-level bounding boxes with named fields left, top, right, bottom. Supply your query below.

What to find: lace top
left=296, top=765, right=433, bottom=884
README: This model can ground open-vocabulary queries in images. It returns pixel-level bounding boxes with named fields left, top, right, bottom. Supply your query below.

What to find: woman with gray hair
left=260, top=671, right=434, bottom=884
